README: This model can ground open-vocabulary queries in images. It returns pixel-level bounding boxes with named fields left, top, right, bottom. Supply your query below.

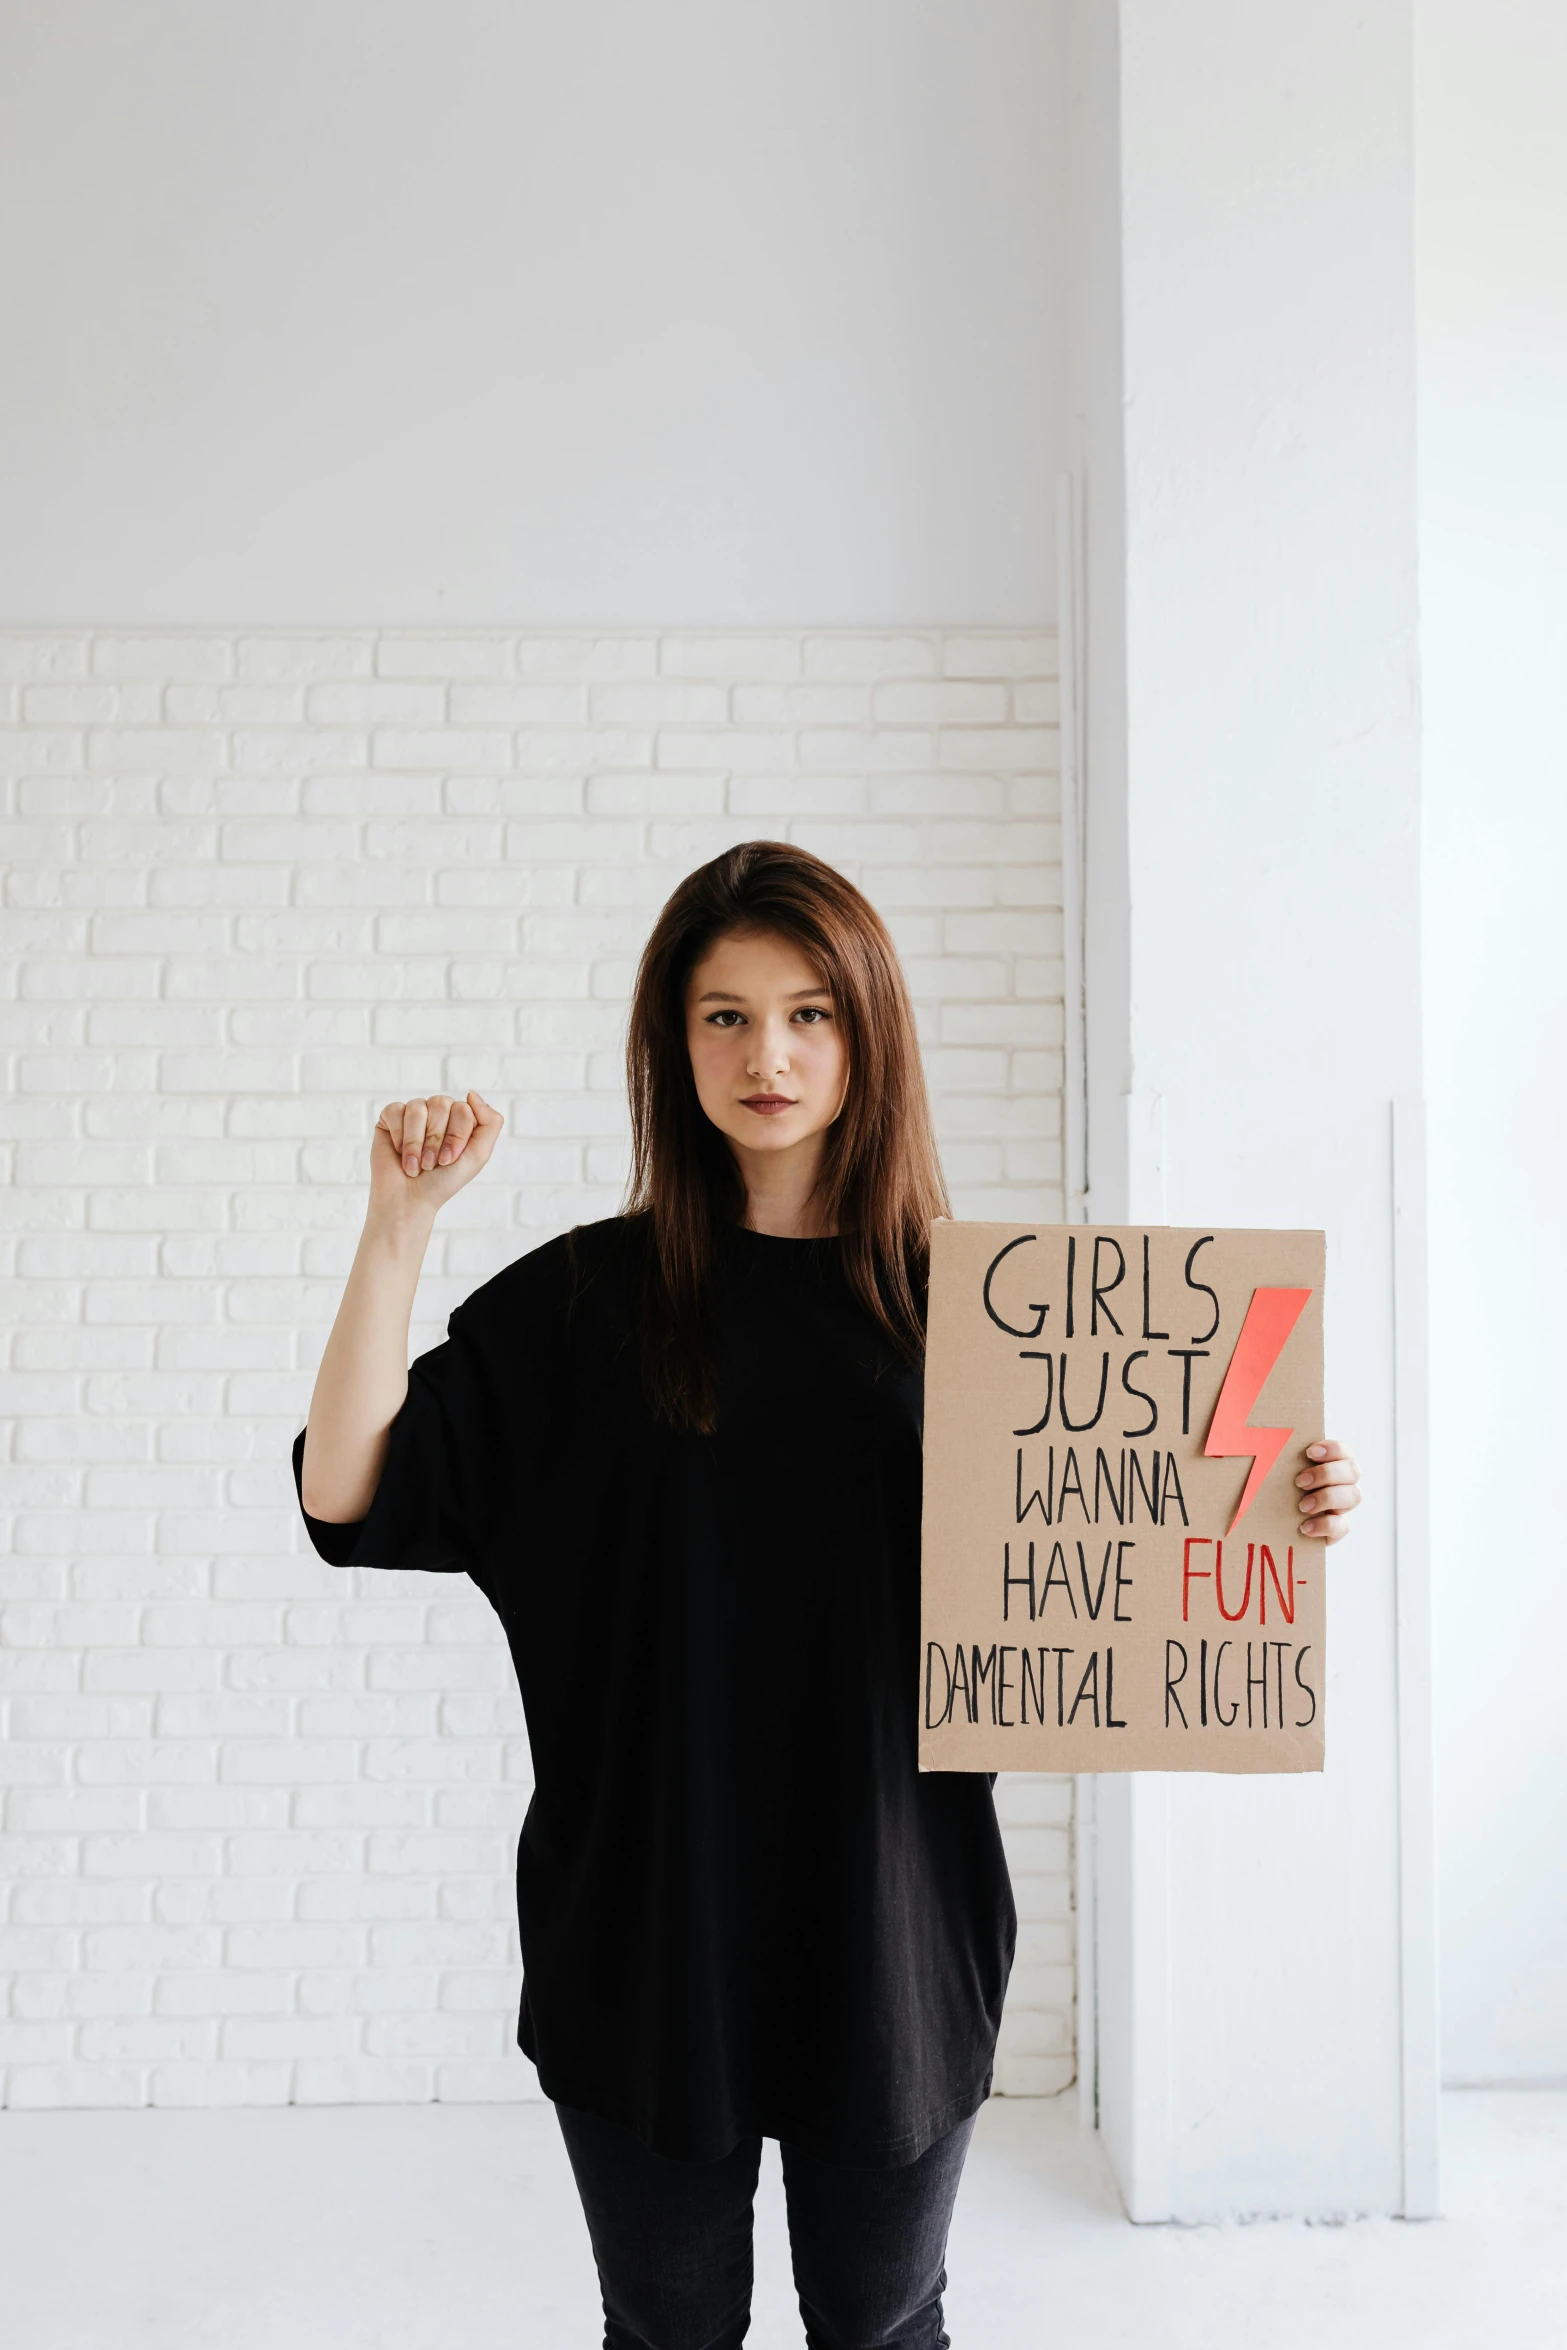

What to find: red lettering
left=1259, top=1544, right=1295, bottom=1626
left=1214, top=1539, right=1254, bottom=1623
left=1182, top=1537, right=1213, bottom=1622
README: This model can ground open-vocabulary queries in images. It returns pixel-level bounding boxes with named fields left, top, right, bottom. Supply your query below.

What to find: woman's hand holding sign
left=922, top=1222, right=1364, bottom=1769
left=1297, top=1440, right=1360, bottom=1544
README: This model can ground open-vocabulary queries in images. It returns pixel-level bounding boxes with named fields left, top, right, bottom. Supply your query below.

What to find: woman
left=295, top=841, right=1361, bottom=2350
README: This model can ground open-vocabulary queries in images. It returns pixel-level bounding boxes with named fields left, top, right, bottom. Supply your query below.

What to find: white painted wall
left=1071, top=0, right=1430, bottom=2218
left=0, top=0, right=1066, bottom=629
left=1416, top=2, right=1567, bottom=2086
left=0, top=626, right=1072, bottom=2107
left=0, top=1, right=1074, bottom=2112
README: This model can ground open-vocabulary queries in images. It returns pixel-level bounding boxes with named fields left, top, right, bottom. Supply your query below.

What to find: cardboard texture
left=919, top=1223, right=1326, bottom=1773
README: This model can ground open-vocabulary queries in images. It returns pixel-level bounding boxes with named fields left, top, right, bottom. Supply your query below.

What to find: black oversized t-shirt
left=291, top=1216, right=1015, bottom=2164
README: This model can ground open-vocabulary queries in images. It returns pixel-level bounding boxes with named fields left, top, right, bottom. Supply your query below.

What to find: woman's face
left=684, top=928, right=847, bottom=1166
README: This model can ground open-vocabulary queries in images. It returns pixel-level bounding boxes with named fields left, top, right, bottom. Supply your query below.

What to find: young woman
left=295, top=840, right=1361, bottom=2350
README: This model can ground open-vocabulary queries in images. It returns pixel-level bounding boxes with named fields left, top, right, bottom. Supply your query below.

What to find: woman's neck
left=735, top=1140, right=837, bottom=1238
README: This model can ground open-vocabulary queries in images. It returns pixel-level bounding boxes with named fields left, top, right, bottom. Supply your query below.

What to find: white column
left=1418, top=0, right=1567, bottom=2094
left=1067, top=0, right=1437, bottom=2219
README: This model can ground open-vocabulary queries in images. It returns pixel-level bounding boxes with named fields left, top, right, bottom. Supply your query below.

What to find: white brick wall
left=0, top=628, right=1073, bottom=2110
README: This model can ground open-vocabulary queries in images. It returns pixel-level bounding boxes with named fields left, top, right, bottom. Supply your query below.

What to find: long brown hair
left=623, top=840, right=950, bottom=1431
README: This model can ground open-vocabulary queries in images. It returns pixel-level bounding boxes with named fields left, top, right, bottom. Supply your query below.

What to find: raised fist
left=369, top=1091, right=504, bottom=1219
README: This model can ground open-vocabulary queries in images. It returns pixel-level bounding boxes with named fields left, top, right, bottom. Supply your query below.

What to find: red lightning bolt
left=1204, top=1286, right=1312, bottom=1533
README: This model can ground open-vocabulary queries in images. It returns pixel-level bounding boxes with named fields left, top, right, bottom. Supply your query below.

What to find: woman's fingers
left=460, top=1092, right=505, bottom=1168
left=397, top=1099, right=428, bottom=1178
left=1298, top=1458, right=1358, bottom=1495
left=1297, top=1440, right=1361, bottom=1541
left=374, top=1094, right=503, bottom=1183
left=437, top=1100, right=476, bottom=1166
left=419, top=1096, right=457, bottom=1171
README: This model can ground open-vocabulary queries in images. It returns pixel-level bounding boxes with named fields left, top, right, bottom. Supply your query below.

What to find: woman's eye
left=793, top=1006, right=831, bottom=1024
left=706, top=1010, right=744, bottom=1028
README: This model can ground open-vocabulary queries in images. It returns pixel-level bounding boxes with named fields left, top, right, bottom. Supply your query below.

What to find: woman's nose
left=747, top=1020, right=790, bottom=1076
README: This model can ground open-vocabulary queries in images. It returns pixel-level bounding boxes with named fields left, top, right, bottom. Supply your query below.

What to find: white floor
left=2, top=2090, right=1563, bottom=2349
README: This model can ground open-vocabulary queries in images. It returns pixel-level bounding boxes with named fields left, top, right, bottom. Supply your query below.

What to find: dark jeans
left=554, top=2101, right=978, bottom=2350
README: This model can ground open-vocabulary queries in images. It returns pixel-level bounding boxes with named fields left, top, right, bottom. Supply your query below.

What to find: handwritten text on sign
left=918, top=1224, right=1326, bottom=1773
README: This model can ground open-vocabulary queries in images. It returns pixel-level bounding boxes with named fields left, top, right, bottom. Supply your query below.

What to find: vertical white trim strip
left=1061, top=470, right=1101, bottom=2132
left=1391, top=1096, right=1442, bottom=2216
left=1074, top=1771, right=1099, bottom=2132
left=1118, top=1086, right=1174, bottom=2216
left=1056, top=471, right=1089, bottom=1224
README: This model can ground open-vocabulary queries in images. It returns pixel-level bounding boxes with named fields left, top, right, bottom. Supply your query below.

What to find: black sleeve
left=290, top=1237, right=572, bottom=1577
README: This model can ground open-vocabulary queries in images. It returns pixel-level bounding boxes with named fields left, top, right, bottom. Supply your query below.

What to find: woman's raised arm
left=299, top=1090, right=504, bottom=1523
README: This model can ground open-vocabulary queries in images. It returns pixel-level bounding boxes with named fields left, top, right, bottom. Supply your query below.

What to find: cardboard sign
left=919, top=1223, right=1326, bottom=1773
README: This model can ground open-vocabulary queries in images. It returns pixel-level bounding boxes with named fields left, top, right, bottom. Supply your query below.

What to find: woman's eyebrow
left=694, top=985, right=831, bottom=1003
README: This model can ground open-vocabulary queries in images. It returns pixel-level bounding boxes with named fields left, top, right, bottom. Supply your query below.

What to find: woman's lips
left=740, top=1095, right=797, bottom=1114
